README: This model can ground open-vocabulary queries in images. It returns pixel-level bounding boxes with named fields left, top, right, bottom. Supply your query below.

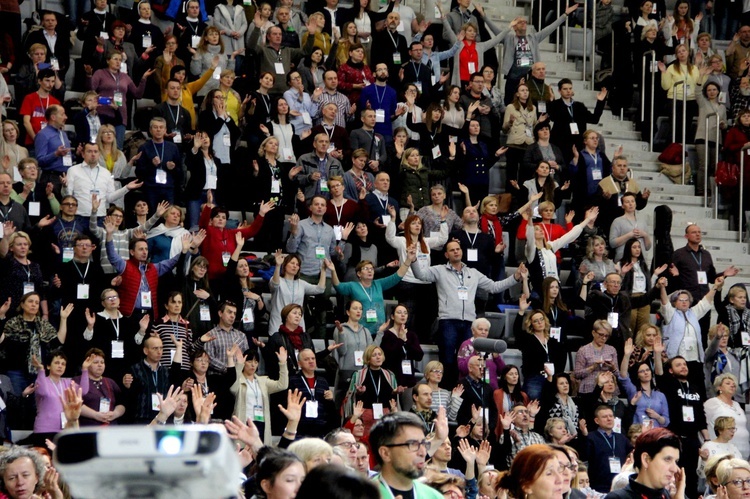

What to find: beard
left=393, top=460, right=422, bottom=479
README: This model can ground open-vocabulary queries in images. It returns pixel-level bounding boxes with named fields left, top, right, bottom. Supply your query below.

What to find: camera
left=53, top=426, right=241, bottom=499
left=98, top=96, right=113, bottom=106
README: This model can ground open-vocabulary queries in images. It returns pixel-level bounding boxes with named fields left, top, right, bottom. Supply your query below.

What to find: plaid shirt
left=195, top=325, right=249, bottom=374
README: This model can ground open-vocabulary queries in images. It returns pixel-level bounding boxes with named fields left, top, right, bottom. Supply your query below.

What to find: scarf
left=727, top=305, right=750, bottom=349
left=346, top=59, right=364, bottom=70
left=146, top=224, right=189, bottom=259
left=280, top=324, right=305, bottom=351
left=555, top=393, right=578, bottom=437
left=480, top=214, right=502, bottom=245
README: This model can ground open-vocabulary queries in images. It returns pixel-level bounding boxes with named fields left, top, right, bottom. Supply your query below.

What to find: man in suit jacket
left=25, top=12, right=72, bottom=84
left=371, top=12, right=410, bottom=89
left=546, top=78, right=608, bottom=163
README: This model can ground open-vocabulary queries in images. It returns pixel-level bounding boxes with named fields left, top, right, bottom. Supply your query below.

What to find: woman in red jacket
left=336, top=43, right=372, bottom=105
left=198, top=192, right=275, bottom=282
left=723, top=108, right=750, bottom=219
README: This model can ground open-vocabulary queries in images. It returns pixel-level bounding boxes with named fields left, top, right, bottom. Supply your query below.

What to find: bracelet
left=283, top=428, right=297, bottom=435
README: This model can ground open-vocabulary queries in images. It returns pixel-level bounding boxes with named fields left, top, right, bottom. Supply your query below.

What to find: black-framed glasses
left=385, top=440, right=431, bottom=452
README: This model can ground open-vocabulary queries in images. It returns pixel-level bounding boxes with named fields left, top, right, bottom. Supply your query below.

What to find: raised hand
left=279, top=388, right=306, bottom=423
left=276, top=346, right=288, bottom=363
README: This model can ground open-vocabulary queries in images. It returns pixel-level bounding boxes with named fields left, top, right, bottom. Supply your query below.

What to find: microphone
left=472, top=338, right=508, bottom=354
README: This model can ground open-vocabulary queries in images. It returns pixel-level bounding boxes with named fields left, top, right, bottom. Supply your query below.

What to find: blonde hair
left=96, top=124, right=123, bottom=164
left=716, top=458, right=750, bottom=486
left=258, top=136, right=280, bottom=159
left=287, top=438, right=333, bottom=470
left=634, top=323, right=661, bottom=348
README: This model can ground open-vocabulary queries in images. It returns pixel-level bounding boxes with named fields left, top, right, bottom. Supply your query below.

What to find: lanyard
left=152, top=141, right=165, bottom=163
left=303, top=377, right=317, bottom=400
left=333, top=200, right=344, bottom=224
left=246, top=377, right=261, bottom=403
left=598, top=430, right=616, bottom=455
left=50, top=378, right=65, bottom=399
left=368, top=368, right=382, bottom=397
left=690, top=250, right=703, bottom=269
left=387, top=30, right=399, bottom=50
left=111, top=316, right=120, bottom=340
left=151, top=368, right=159, bottom=388
left=283, top=278, right=299, bottom=300
left=0, top=204, right=13, bottom=222
left=374, top=84, right=386, bottom=108
left=322, top=124, right=335, bottom=140
left=358, top=281, right=373, bottom=304
left=84, top=165, right=100, bottom=187
left=73, top=260, right=91, bottom=282
left=376, top=194, right=388, bottom=213
left=109, top=70, right=120, bottom=89
left=259, top=93, right=271, bottom=115
left=550, top=306, right=558, bottom=325
left=535, top=334, right=550, bottom=361
left=411, top=61, right=421, bottom=80
left=38, top=94, right=50, bottom=112
left=167, top=104, right=181, bottom=127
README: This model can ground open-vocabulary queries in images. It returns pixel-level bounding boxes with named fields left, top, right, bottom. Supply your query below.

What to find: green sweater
left=334, top=272, right=403, bottom=336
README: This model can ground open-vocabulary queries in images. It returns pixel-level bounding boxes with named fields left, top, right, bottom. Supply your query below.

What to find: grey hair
left=669, top=289, right=694, bottom=306
left=714, top=372, right=739, bottom=391
left=472, top=317, right=491, bottom=331
left=0, top=447, right=46, bottom=494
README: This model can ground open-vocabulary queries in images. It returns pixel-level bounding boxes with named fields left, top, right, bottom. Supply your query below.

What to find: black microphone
left=472, top=338, right=508, bottom=354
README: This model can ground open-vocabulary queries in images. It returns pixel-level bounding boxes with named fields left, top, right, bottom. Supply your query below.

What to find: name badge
left=222, top=251, right=231, bottom=266
left=719, top=92, right=727, bottom=104
left=199, top=303, right=211, bottom=321
left=608, top=457, right=621, bottom=473
left=613, top=416, right=622, bottom=433
left=372, top=402, right=384, bottom=419
left=468, top=62, right=476, bottom=74
left=432, top=145, right=441, bottom=159
left=99, top=398, right=111, bottom=413
left=544, top=362, right=555, bottom=376
left=120, top=61, right=128, bottom=73
left=62, top=247, right=74, bottom=262
left=375, top=109, right=385, bottom=123
left=302, top=112, right=312, bottom=125
left=607, top=312, right=619, bottom=328
left=592, top=169, right=603, bottom=180
left=697, top=271, right=708, bottom=284
left=320, top=179, right=329, bottom=192
left=155, top=169, right=167, bottom=184
left=111, top=340, right=124, bottom=358
left=50, top=57, right=60, bottom=71
left=274, top=62, right=286, bottom=74
left=315, top=245, right=326, bottom=259
left=401, top=360, right=412, bottom=375
left=282, top=147, right=294, bottom=160
left=682, top=405, right=695, bottom=422
left=100, top=31, right=109, bottom=39
left=415, top=81, right=422, bottom=92
left=113, top=91, right=123, bottom=106
left=140, top=291, right=152, bottom=308
left=327, top=144, right=335, bottom=154
left=242, top=307, right=255, bottom=324
left=28, top=201, right=41, bottom=217
left=151, top=393, right=160, bottom=411
left=742, top=331, right=750, bottom=346
left=525, top=127, right=533, bottom=137
left=253, top=405, right=264, bottom=421
left=191, top=35, right=201, bottom=48
left=467, top=248, right=478, bottom=261
left=170, top=348, right=175, bottom=363
left=173, top=131, right=182, bottom=143
left=393, top=52, right=401, bottom=65
left=77, top=283, right=90, bottom=300
left=381, top=215, right=392, bottom=226
left=569, top=123, right=580, bottom=135
left=305, top=400, right=319, bottom=418
left=537, top=102, right=547, bottom=113
left=333, top=225, right=343, bottom=240
left=457, top=285, right=469, bottom=300
left=63, top=154, right=73, bottom=167
left=142, top=35, right=152, bottom=48
left=271, top=179, right=281, bottom=193
left=354, top=350, right=364, bottom=366
left=520, top=57, right=530, bottom=66
left=550, top=327, right=561, bottom=340
left=222, top=133, right=231, bottom=146
left=366, top=309, right=377, bottom=323
left=641, top=415, right=653, bottom=431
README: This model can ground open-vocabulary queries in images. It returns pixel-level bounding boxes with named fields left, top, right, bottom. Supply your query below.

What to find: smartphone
left=38, top=62, right=51, bottom=70
left=98, top=96, right=113, bottom=105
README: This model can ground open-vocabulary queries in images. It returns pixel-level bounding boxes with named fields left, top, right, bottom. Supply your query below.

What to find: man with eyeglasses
left=52, top=234, right=105, bottom=369
left=498, top=402, right=545, bottom=468
left=604, top=427, right=684, bottom=499
left=585, top=272, right=664, bottom=359
left=194, top=300, right=249, bottom=375
left=370, top=412, right=444, bottom=499
left=324, top=427, right=360, bottom=467
left=63, top=142, right=143, bottom=219
left=460, top=73, right=501, bottom=148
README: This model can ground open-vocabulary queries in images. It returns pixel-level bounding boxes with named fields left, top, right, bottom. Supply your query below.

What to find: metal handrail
left=563, top=11, right=569, bottom=62
left=741, top=144, right=750, bottom=242
left=555, top=0, right=561, bottom=53
left=671, top=80, right=687, bottom=183
left=582, top=1, right=587, bottom=84
left=703, top=112, right=719, bottom=209
left=641, top=50, right=656, bottom=151
left=538, top=0, right=543, bottom=38
left=591, top=0, right=596, bottom=86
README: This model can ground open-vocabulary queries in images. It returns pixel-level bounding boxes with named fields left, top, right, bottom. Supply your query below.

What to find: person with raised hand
left=148, top=384, right=184, bottom=425
left=124, top=335, right=171, bottom=424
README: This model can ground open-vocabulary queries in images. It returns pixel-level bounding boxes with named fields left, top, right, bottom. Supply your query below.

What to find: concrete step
left=648, top=192, right=704, bottom=206
left=668, top=237, right=750, bottom=257
left=669, top=227, right=740, bottom=241
left=640, top=183, right=695, bottom=195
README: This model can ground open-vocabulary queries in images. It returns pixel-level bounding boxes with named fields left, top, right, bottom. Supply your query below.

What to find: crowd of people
left=2, top=0, right=750, bottom=498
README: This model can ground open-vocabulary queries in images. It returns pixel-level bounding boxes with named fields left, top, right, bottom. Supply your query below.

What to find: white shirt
left=62, top=163, right=128, bottom=216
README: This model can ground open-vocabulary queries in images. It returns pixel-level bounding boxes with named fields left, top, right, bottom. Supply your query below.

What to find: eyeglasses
left=728, top=478, right=750, bottom=488
left=385, top=440, right=431, bottom=452
left=595, top=331, right=611, bottom=338
left=558, top=463, right=577, bottom=472
left=61, top=202, right=78, bottom=207
left=104, top=296, right=118, bottom=301
left=430, top=369, right=443, bottom=374
left=335, top=442, right=361, bottom=450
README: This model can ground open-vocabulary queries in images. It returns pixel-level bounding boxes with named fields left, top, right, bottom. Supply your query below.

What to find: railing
left=563, top=12, right=569, bottom=62
left=740, top=144, right=750, bottom=243
left=703, top=113, right=720, bottom=212
left=640, top=51, right=656, bottom=152
left=582, top=0, right=588, bottom=82
left=590, top=0, right=596, bottom=86
left=671, top=80, right=687, bottom=184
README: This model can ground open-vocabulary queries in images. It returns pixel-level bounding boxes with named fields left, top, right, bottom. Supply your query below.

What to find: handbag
left=715, top=161, right=739, bottom=188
